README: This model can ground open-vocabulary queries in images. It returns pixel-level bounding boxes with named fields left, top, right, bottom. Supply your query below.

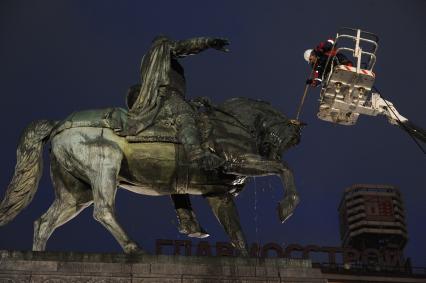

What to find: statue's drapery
left=128, top=37, right=213, bottom=133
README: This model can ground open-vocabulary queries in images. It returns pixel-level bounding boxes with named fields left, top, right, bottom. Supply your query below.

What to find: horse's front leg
left=276, top=161, right=300, bottom=223
left=205, top=193, right=248, bottom=256
left=225, top=153, right=299, bottom=223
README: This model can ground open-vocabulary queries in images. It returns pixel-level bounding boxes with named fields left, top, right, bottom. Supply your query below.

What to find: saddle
left=51, top=107, right=184, bottom=144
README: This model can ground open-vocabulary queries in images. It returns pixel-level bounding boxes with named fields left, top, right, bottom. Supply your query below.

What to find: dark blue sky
left=1, top=0, right=425, bottom=265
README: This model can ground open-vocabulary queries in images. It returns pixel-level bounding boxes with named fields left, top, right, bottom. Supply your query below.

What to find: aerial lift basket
left=318, top=28, right=379, bottom=125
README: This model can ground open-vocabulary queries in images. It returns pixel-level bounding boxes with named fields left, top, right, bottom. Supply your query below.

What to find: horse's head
left=219, top=97, right=304, bottom=160
left=258, top=117, right=303, bottom=160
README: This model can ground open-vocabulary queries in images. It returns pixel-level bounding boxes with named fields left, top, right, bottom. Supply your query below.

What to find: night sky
left=1, top=0, right=425, bottom=266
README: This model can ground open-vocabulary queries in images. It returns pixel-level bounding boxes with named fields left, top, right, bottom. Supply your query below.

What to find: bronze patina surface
left=0, top=37, right=303, bottom=255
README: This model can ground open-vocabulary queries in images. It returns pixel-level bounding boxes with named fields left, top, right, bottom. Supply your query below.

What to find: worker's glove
left=209, top=38, right=230, bottom=52
left=306, top=79, right=319, bottom=87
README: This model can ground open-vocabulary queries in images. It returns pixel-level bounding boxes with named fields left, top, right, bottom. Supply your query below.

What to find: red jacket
left=309, top=39, right=352, bottom=87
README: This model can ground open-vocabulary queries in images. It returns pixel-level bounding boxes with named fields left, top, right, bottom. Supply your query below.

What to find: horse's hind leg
left=33, top=157, right=93, bottom=251
left=205, top=193, right=248, bottom=256
left=88, top=144, right=144, bottom=254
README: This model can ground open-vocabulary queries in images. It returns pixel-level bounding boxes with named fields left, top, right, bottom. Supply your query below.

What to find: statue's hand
left=209, top=38, right=230, bottom=52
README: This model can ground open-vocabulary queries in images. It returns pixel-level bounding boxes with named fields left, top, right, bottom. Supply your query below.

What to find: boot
left=176, top=208, right=209, bottom=238
left=172, top=194, right=209, bottom=238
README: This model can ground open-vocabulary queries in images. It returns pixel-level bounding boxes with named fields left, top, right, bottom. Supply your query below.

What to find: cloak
left=128, top=37, right=173, bottom=133
left=127, top=36, right=212, bottom=134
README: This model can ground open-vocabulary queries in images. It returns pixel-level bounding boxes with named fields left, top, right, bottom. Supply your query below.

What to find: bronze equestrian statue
left=0, top=36, right=302, bottom=255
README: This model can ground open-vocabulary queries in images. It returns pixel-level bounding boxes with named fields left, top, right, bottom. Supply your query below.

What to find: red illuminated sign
left=155, top=239, right=405, bottom=267
left=364, top=196, right=395, bottom=221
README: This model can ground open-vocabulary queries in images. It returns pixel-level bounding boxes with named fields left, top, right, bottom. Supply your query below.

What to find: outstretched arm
left=171, top=37, right=229, bottom=58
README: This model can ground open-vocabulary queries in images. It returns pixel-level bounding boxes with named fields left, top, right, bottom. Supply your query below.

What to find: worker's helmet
left=304, top=49, right=313, bottom=63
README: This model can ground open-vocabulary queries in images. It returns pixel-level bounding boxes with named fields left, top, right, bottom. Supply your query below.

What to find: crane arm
left=370, top=93, right=426, bottom=144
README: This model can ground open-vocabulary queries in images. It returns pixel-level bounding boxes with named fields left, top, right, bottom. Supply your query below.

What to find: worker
left=304, top=39, right=352, bottom=87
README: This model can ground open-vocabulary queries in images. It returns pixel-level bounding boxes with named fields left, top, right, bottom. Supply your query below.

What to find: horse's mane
left=219, top=97, right=289, bottom=126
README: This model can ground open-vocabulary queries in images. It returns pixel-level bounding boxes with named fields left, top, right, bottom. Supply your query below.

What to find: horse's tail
left=0, top=120, right=57, bottom=226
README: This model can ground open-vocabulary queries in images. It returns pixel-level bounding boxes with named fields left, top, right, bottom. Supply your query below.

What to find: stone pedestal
left=0, top=250, right=326, bottom=282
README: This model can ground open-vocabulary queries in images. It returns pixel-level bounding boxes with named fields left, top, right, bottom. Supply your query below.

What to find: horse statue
left=0, top=97, right=302, bottom=255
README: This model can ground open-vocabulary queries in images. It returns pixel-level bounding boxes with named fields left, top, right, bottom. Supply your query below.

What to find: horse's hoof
left=124, top=242, right=147, bottom=255
left=237, top=249, right=249, bottom=257
left=278, top=193, right=300, bottom=223
left=233, top=246, right=250, bottom=257
left=279, top=212, right=294, bottom=223
left=128, top=248, right=149, bottom=255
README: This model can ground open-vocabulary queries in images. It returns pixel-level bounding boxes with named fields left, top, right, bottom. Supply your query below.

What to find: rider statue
left=121, top=35, right=231, bottom=238
left=121, top=35, right=229, bottom=171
